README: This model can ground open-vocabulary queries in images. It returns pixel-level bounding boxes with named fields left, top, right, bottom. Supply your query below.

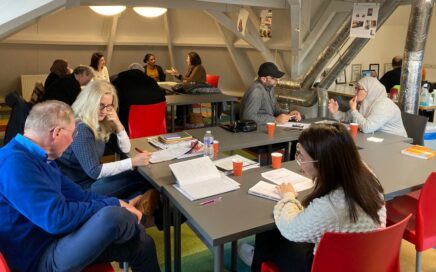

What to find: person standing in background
left=144, top=53, right=166, bottom=82
left=380, top=56, right=402, bottom=93
left=90, top=52, right=110, bottom=82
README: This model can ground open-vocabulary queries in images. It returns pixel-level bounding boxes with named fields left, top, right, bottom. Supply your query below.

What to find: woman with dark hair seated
left=143, top=53, right=166, bottom=82
left=166, top=51, right=206, bottom=87
left=90, top=52, right=110, bottom=82
left=239, top=123, right=386, bottom=272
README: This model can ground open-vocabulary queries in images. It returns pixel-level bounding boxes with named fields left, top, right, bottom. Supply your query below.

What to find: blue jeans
left=86, top=170, right=153, bottom=199
left=38, top=206, right=160, bottom=272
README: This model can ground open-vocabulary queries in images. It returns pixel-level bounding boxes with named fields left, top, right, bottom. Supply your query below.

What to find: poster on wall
left=259, top=9, right=272, bottom=41
left=237, top=8, right=249, bottom=35
left=350, top=3, right=379, bottom=38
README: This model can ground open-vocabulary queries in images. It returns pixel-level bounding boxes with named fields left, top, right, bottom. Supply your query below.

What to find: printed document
left=276, top=122, right=311, bottom=129
left=213, top=154, right=259, bottom=173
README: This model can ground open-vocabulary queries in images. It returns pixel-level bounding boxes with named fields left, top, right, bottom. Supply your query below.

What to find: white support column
left=288, top=0, right=301, bottom=77
left=163, top=11, right=177, bottom=70
left=106, top=14, right=119, bottom=68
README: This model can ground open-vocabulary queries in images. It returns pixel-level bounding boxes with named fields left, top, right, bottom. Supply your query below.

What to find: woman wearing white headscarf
left=328, top=77, right=407, bottom=137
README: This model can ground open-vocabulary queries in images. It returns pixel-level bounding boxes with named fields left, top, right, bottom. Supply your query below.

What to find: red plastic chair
left=0, top=252, right=10, bottom=272
left=0, top=252, right=114, bottom=272
left=206, top=74, right=220, bottom=88
left=311, top=214, right=411, bottom=272
left=260, top=215, right=411, bottom=272
left=386, top=172, right=436, bottom=272
left=128, top=102, right=167, bottom=139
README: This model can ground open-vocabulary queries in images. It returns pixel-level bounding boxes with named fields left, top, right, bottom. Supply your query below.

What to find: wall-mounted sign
left=259, top=9, right=272, bottom=41
left=350, top=3, right=379, bottom=38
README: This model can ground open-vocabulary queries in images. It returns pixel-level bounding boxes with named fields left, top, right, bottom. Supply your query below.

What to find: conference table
left=165, top=93, right=238, bottom=131
left=163, top=139, right=435, bottom=272
left=131, top=125, right=300, bottom=272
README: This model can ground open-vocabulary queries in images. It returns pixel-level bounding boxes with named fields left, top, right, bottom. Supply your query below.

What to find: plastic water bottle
left=203, top=130, right=214, bottom=158
left=420, top=84, right=429, bottom=106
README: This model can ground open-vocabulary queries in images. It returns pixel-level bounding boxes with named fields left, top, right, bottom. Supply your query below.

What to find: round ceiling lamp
left=89, top=6, right=126, bottom=16
left=133, top=7, right=167, bottom=18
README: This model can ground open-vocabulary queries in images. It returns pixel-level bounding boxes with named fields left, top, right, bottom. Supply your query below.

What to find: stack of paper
left=170, top=156, right=240, bottom=200
left=249, top=169, right=313, bottom=202
left=149, top=138, right=204, bottom=163
left=276, top=122, right=311, bottom=130
left=213, top=155, right=259, bottom=174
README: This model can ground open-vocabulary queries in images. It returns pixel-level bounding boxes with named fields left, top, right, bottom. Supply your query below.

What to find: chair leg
left=416, top=251, right=422, bottom=272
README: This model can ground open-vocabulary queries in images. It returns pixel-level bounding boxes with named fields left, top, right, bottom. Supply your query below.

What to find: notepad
left=213, top=155, right=259, bottom=174
left=248, top=181, right=281, bottom=201
left=401, top=145, right=436, bottom=160
left=170, top=156, right=240, bottom=200
left=261, top=168, right=314, bottom=192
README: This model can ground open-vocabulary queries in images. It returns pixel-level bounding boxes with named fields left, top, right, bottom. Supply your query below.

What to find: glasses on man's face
left=295, top=145, right=318, bottom=166
left=62, top=127, right=78, bottom=138
left=99, top=103, right=114, bottom=111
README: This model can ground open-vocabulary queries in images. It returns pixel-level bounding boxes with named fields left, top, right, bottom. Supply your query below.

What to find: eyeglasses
left=295, top=145, right=318, bottom=166
left=62, top=127, right=78, bottom=138
left=99, top=103, right=114, bottom=111
left=354, top=86, right=365, bottom=93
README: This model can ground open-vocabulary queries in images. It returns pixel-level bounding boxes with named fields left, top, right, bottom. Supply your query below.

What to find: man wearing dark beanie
left=240, top=62, right=301, bottom=125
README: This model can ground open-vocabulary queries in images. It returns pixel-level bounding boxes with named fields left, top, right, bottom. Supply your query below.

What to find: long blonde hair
left=72, top=80, right=119, bottom=142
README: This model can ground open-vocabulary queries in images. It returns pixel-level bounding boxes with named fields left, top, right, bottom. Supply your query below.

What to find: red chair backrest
left=311, top=214, right=411, bottom=272
left=416, top=172, right=436, bottom=249
left=0, top=252, right=10, bottom=272
left=206, top=74, right=220, bottom=88
left=128, top=102, right=167, bottom=139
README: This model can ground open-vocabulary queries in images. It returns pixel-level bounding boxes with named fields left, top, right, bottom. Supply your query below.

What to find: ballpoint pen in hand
left=198, top=196, right=222, bottom=206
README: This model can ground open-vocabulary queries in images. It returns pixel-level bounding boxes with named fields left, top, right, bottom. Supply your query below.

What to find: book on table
left=169, top=156, right=240, bottom=201
left=401, top=145, right=436, bottom=160
left=159, top=131, right=193, bottom=144
left=248, top=168, right=314, bottom=202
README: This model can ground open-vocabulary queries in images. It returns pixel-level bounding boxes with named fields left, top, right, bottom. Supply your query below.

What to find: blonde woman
left=57, top=80, right=156, bottom=205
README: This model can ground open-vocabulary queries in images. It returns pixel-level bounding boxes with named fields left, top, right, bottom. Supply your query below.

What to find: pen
left=199, top=196, right=222, bottom=206
left=135, top=147, right=145, bottom=153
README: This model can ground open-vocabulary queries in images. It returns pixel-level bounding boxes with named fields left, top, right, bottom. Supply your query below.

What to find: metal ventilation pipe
left=277, top=14, right=352, bottom=92
left=319, top=0, right=401, bottom=89
left=399, top=0, right=434, bottom=114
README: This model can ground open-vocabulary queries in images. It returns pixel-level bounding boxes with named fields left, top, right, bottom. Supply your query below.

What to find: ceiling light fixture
left=133, top=7, right=167, bottom=18
left=89, top=6, right=126, bottom=16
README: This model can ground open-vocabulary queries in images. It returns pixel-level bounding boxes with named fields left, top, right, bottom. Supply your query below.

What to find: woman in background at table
left=166, top=51, right=206, bottom=86
left=328, top=76, right=407, bottom=137
left=144, top=53, right=166, bottom=82
left=239, top=123, right=386, bottom=272
left=90, top=52, right=110, bottom=82
left=57, top=80, right=159, bottom=216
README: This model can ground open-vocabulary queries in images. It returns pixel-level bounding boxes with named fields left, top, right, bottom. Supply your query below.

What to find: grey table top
left=186, top=126, right=300, bottom=152
left=163, top=141, right=436, bottom=248
left=165, top=93, right=237, bottom=106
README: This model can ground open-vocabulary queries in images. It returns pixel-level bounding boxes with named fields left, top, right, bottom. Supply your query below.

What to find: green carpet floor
left=145, top=224, right=252, bottom=272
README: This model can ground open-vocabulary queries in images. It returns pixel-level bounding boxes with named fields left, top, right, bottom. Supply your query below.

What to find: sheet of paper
left=276, top=122, right=311, bottom=129
left=366, top=137, right=384, bottom=143
left=149, top=139, right=204, bottom=163
left=261, top=168, right=314, bottom=192
left=150, top=146, right=192, bottom=163
left=213, top=155, right=258, bottom=171
left=314, top=120, right=338, bottom=125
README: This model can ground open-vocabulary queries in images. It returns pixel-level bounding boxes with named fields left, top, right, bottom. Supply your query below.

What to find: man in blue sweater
left=0, top=101, right=160, bottom=271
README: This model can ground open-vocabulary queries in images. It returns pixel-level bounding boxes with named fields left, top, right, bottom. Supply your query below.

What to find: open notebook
left=170, top=156, right=240, bottom=201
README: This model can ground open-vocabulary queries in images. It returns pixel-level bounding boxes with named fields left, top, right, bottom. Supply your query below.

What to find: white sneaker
left=238, top=243, right=254, bottom=266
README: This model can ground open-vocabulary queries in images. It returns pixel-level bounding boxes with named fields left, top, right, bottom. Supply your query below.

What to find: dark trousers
left=38, top=206, right=160, bottom=272
left=252, top=228, right=314, bottom=272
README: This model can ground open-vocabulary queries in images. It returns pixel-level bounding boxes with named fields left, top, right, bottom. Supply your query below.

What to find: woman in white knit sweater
left=242, top=123, right=386, bottom=272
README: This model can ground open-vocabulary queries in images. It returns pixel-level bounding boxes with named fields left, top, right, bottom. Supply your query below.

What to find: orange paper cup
left=271, top=152, right=283, bottom=169
left=350, top=123, right=358, bottom=136
left=213, top=140, right=219, bottom=155
left=267, top=122, right=275, bottom=136
left=232, top=159, right=243, bottom=176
